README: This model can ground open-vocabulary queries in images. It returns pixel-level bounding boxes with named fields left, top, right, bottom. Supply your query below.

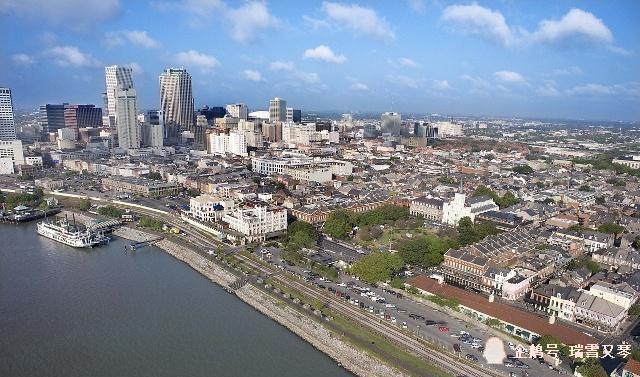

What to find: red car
left=438, top=326, right=449, bottom=333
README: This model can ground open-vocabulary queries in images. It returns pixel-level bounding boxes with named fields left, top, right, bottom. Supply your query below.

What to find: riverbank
left=236, top=284, right=408, bottom=377
left=112, top=225, right=409, bottom=377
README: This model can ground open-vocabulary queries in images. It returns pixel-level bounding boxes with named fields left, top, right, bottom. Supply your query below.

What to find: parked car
left=465, top=354, right=478, bottom=362
left=438, top=326, right=449, bottom=332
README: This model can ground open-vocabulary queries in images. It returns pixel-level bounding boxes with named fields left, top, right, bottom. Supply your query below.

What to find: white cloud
left=441, top=5, right=627, bottom=54
left=11, top=53, right=35, bottom=66
left=460, top=74, right=491, bottom=90
left=434, top=80, right=451, bottom=90
left=533, top=9, right=612, bottom=46
left=303, top=45, right=346, bottom=64
left=46, top=46, right=101, bottom=67
left=270, top=60, right=295, bottom=71
left=536, top=80, right=561, bottom=97
left=442, top=3, right=517, bottom=47
left=550, top=66, right=583, bottom=76
left=565, top=82, right=639, bottom=97
left=399, top=57, right=419, bottom=68
left=493, top=70, right=526, bottom=84
left=387, top=74, right=419, bottom=89
left=407, top=0, right=425, bottom=13
left=226, top=1, right=279, bottom=43
left=321, top=1, right=395, bottom=41
left=104, top=30, right=160, bottom=48
left=175, top=50, right=219, bottom=72
left=302, top=15, right=330, bottom=30
left=122, top=30, right=160, bottom=48
left=295, top=71, right=320, bottom=84
left=350, top=82, right=369, bottom=91
left=0, top=0, right=121, bottom=29
left=242, top=69, right=264, bottom=82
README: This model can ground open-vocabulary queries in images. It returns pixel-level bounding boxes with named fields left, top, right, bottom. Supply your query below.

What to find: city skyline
left=1, top=1, right=639, bottom=121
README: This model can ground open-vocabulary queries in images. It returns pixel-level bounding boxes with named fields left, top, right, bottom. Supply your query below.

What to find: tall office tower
left=269, top=97, right=286, bottom=122
left=104, top=65, right=134, bottom=127
left=193, top=114, right=208, bottom=150
left=39, top=103, right=67, bottom=140
left=115, top=87, right=139, bottom=149
left=142, top=110, right=164, bottom=147
left=363, top=123, right=378, bottom=139
left=63, top=104, right=102, bottom=132
left=159, top=68, right=194, bottom=140
left=0, top=88, right=17, bottom=140
left=286, top=107, right=301, bottom=123
left=226, top=103, right=248, bottom=120
left=381, top=112, right=401, bottom=136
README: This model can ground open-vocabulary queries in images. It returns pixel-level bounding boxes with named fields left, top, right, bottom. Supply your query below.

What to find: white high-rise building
left=226, top=103, right=248, bottom=120
left=269, top=97, right=286, bottom=122
left=159, top=68, right=194, bottom=134
left=0, top=87, right=17, bottom=140
left=115, top=87, right=140, bottom=149
left=104, top=66, right=134, bottom=128
left=208, top=130, right=247, bottom=157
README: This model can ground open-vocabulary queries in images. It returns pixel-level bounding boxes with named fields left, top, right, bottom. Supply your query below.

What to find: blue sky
left=1, top=0, right=639, bottom=121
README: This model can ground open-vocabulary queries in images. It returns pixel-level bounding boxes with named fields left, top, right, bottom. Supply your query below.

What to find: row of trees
left=0, top=188, right=45, bottom=209
left=457, top=217, right=500, bottom=246
left=395, top=234, right=458, bottom=268
left=572, top=153, right=640, bottom=177
left=324, top=204, right=410, bottom=240
left=138, top=216, right=164, bottom=231
left=350, top=252, right=404, bottom=284
left=97, top=205, right=124, bottom=218
left=473, top=185, right=520, bottom=209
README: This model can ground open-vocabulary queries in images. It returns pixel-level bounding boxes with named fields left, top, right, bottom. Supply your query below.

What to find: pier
left=126, top=235, right=164, bottom=251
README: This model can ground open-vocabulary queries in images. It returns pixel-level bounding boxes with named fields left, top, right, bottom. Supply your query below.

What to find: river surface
left=0, top=223, right=352, bottom=377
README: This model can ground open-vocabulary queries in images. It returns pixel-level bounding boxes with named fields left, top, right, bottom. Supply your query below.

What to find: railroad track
left=234, top=253, right=502, bottom=377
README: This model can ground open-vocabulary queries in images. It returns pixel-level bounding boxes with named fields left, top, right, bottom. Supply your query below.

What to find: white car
left=337, top=283, right=347, bottom=287
left=471, top=343, right=482, bottom=349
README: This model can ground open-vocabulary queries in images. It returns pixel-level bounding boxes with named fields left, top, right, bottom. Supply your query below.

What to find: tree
left=186, top=188, right=200, bottom=197
left=396, top=234, right=457, bottom=268
left=633, top=237, right=640, bottom=250
left=77, top=198, right=91, bottom=211
left=350, top=252, right=404, bottom=284
left=146, top=172, right=162, bottom=180
left=138, top=216, right=163, bottom=231
left=543, top=198, right=555, bottom=205
left=472, top=185, right=520, bottom=209
left=576, top=358, right=607, bottom=377
left=629, top=304, right=640, bottom=316
left=597, top=223, right=624, bottom=236
left=438, top=176, right=456, bottom=185
left=97, top=205, right=124, bottom=218
left=536, top=335, right=568, bottom=357
left=286, top=221, right=318, bottom=250
left=324, top=210, right=354, bottom=240
left=458, top=217, right=478, bottom=246
left=512, top=165, right=534, bottom=175
left=595, top=196, right=606, bottom=205
left=579, top=185, right=593, bottom=192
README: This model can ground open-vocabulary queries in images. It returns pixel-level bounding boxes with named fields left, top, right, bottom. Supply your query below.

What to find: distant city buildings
left=159, top=68, right=194, bottom=140
left=269, top=97, right=286, bottom=122
left=226, top=103, right=248, bottom=120
left=381, top=112, right=401, bottom=136
left=141, top=110, right=164, bottom=148
left=104, top=65, right=134, bottom=128
left=63, top=104, right=102, bottom=131
left=0, top=87, right=17, bottom=140
left=115, top=87, right=140, bottom=149
left=208, top=130, right=247, bottom=157
left=39, top=104, right=66, bottom=140
left=286, top=107, right=301, bottom=123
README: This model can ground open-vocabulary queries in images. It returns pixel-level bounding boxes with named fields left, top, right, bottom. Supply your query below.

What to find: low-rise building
left=442, top=193, right=498, bottom=225
left=410, top=197, right=443, bottom=222
left=189, top=195, right=234, bottom=222
left=548, top=229, right=613, bottom=253
left=101, top=176, right=179, bottom=197
left=574, top=291, right=627, bottom=331
left=222, top=202, right=287, bottom=243
left=589, top=282, right=637, bottom=310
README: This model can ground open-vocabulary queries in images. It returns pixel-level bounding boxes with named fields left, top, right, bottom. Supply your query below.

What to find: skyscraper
left=104, top=65, right=134, bottom=128
left=115, top=87, right=139, bottom=149
left=226, top=103, right=248, bottom=120
left=381, top=112, right=401, bottom=136
left=286, top=107, right=301, bottom=123
left=269, top=97, right=286, bottom=122
left=159, top=68, right=194, bottom=139
left=142, top=110, right=164, bottom=148
left=0, top=87, right=17, bottom=140
left=39, top=104, right=66, bottom=140
left=63, top=104, right=102, bottom=131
